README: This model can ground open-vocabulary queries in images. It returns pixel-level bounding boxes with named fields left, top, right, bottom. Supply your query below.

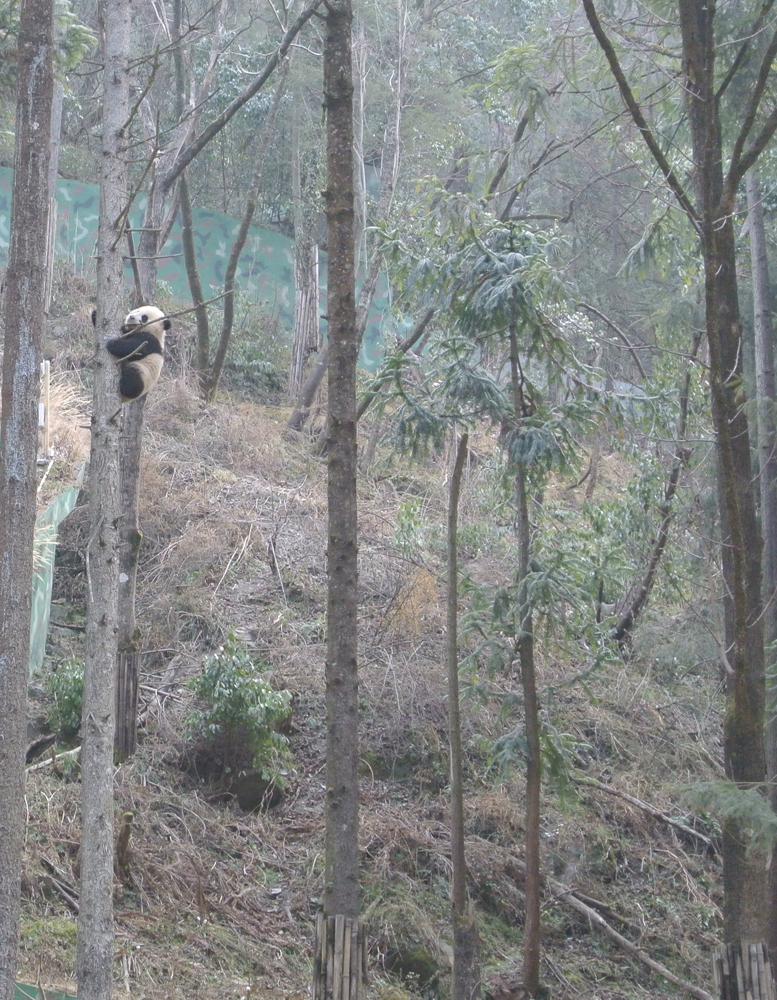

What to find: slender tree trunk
left=447, top=432, right=480, bottom=1000
left=78, top=0, right=130, bottom=994
left=179, top=171, right=211, bottom=389
left=115, top=398, right=146, bottom=761
left=205, top=57, right=289, bottom=401
left=746, top=167, right=777, bottom=958
left=508, top=326, right=541, bottom=997
left=322, top=0, right=359, bottom=921
left=287, top=0, right=404, bottom=434
left=0, top=0, right=53, bottom=994
left=289, top=68, right=320, bottom=399
left=612, top=331, right=701, bottom=646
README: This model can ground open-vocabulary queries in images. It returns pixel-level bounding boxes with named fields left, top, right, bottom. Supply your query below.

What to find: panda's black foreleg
left=106, top=332, right=152, bottom=360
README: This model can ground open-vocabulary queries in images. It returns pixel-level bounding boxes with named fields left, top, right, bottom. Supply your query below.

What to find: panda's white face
left=122, top=306, right=168, bottom=346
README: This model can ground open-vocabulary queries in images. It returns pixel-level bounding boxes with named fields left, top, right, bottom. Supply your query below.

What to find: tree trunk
left=322, top=0, right=359, bottom=919
left=447, top=432, right=480, bottom=1000
left=77, top=0, right=130, bottom=994
left=0, top=0, right=53, bottom=994
left=612, top=331, right=701, bottom=647
left=205, top=55, right=289, bottom=401
left=508, top=326, right=541, bottom=997
left=678, top=2, right=768, bottom=941
left=114, top=398, right=146, bottom=761
left=289, top=70, right=320, bottom=399
left=746, top=167, right=777, bottom=960
left=287, top=0, right=404, bottom=434
left=316, top=9, right=367, bottom=996
left=582, top=0, right=770, bottom=948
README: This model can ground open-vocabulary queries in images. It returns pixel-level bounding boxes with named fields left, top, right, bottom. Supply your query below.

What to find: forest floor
left=21, top=325, right=725, bottom=1000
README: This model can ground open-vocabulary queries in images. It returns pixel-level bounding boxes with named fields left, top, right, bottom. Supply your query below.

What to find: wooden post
left=713, top=942, right=776, bottom=1000
left=312, top=913, right=366, bottom=1000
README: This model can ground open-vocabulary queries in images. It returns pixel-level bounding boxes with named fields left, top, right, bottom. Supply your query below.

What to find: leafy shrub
left=46, top=658, right=84, bottom=737
left=186, top=631, right=291, bottom=780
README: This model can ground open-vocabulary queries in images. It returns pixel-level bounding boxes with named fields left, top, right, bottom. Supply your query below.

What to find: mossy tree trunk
left=0, top=0, right=54, bottom=994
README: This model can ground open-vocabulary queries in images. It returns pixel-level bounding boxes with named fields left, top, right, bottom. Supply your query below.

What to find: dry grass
left=30, top=371, right=727, bottom=1000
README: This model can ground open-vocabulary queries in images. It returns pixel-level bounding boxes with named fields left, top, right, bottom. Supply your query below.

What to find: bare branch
left=580, top=0, right=700, bottom=230
left=160, top=0, right=324, bottom=192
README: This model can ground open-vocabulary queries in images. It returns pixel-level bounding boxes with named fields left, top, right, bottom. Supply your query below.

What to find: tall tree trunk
left=322, top=0, right=358, bottom=920
left=314, top=7, right=365, bottom=997
left=287, top=0, right=404, bottom=434
left=0, top=0, right=53, bottom=994
left=678, top=2, right=767, bottom=941
left=508, top=327, right=541, bottom=997
left=582, top=0, right=772, bottom=948
left=746, top=167, right=777, bottom=957
left=78, top=0, right=130, bottom=994
left=447, top=432, right=480, bottom=1000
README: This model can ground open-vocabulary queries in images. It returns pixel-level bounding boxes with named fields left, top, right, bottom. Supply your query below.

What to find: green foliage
left=682, top=781, right=777, bottom=855
left=186, top=631, right=291, bottom=778
left=0, top=0, right=94, bottom=97
left=218, top=294, right=288, bottom=398
left=45, top=658, right=84, bottom=738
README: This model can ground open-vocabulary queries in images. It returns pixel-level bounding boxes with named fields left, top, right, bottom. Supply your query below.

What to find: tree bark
left=322, top=0, right=359, bottom=923
left=77, top=0, right=130, bottom=994
left=447, top=432, right=480, bottom=1000
left=508, top=326, right=541, bottom=996
left=746, top=167, right=777, bottom=959
left=0, top=0, right=53, bottom=994
left=287, top=1, right=404, bottom=433
left=288, top=67, right=320, bottom=400
left=114, top=398, right=146, bottom=761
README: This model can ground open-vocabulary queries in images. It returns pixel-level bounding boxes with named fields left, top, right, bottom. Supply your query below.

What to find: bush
left=186, top=631, right=291, bottom=780
left=46, top=658, right=84, bottom=737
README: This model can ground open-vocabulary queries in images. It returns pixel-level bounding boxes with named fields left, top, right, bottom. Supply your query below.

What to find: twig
left=573, top=775, right=716, bottom=851
left=553, top=884, right=713, bottom=1000
left=26, top=746, right=81, bottom=773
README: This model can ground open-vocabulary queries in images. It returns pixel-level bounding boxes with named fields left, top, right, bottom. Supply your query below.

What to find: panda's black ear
left=91, top=308, right=97, bottom=327
left=163, top=318, right=172, bottom=330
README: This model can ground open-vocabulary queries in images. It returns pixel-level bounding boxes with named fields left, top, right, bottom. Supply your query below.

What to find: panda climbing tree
left=94, top=305, right=171, bottom=407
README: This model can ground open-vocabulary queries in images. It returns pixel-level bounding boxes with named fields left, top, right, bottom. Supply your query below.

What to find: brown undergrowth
left=30, top=366, right=725, bottom=1000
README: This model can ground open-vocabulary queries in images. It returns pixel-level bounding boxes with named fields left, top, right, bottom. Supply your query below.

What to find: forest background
left=1, top=0, right=777, bottom=998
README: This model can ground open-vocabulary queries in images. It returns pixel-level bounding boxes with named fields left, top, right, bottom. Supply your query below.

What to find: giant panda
left=105, top=305, right=171, bottom=403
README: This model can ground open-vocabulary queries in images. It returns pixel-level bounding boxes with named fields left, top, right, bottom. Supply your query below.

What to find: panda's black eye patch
left=141, top=314, right=149, bottom=322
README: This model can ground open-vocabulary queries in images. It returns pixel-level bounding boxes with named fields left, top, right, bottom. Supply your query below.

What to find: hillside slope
left=25, top=369, right=724, bottom=1000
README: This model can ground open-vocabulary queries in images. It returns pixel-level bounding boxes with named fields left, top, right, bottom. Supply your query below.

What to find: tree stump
left=312, top=913, right=366, bottom=1000
left=713, top=942, right=775, bottom=1000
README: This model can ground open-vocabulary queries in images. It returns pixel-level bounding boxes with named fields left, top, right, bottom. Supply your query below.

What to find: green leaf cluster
left=186, top=630, right=291, bottom=777
left=45, top=657, right=84, bottom=738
